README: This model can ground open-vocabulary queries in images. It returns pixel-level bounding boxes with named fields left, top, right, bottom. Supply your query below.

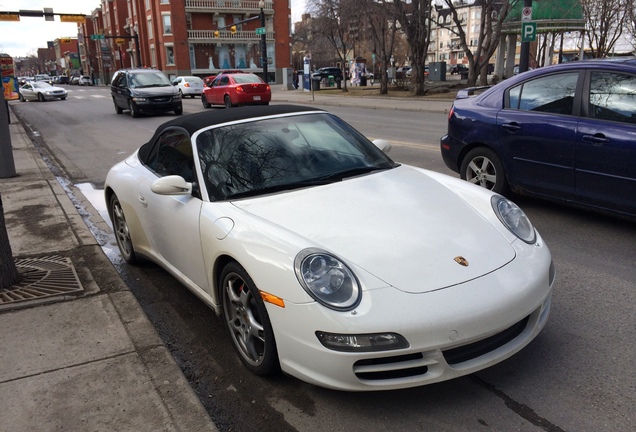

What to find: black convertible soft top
left=152, top=104, right=323, bottom=139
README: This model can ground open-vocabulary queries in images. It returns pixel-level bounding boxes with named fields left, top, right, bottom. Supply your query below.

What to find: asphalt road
left=10, top=85, right=636, bottom=432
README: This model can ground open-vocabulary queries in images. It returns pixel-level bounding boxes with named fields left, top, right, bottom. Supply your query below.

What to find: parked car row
left=93, top=58, right=636, bottom=393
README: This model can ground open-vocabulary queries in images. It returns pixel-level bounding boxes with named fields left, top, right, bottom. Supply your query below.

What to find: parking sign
left=522, top=22, right=537, bottom=42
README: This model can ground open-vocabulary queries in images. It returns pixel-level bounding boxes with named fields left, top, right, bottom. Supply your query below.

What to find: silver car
left=172, top=76, right=204, bottom=98
left=18, top=81, right=67, bottom=102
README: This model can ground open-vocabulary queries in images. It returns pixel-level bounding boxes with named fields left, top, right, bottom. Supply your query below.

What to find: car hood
left=231, top=166, right=516, bottom=293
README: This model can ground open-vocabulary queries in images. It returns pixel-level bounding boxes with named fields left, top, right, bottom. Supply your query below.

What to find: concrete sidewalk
left=0, top=109, right=217, bottom=432
left=269, top=83, right=454, bottom=113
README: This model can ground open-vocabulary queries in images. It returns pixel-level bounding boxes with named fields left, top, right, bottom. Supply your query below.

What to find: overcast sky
left=0, top=0, right=306, bottom=58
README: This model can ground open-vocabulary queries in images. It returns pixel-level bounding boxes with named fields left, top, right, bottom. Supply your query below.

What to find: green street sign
left=255, top=27, right=266, bottom=35
left=90, top=34, right=105, bottom=40
left=521, top=22, right=536, bottom=42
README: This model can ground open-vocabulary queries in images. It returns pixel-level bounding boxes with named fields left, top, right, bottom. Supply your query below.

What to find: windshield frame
left=193, top=112, right=397, bottom=202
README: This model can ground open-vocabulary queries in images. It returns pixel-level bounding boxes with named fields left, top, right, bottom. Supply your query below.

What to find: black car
left=440, top=58, right=636, bottom=219
left=311, top=67, right=343, bottom=82
left=58, top=76, right=70, bottom=85
left=111, top=68, right=182, bottom=118
left=449, top=64, right=468, bottom=75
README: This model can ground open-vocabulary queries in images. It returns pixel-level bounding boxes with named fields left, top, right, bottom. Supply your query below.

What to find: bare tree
left=393, top=0, right=433, bottom=95
left=307, top=0, right=360, bottom=92
left=366, top=0, right=400, bottom=94
left=581, top=0, right=630, bottom=58
left=0, top=194, right=20, bottom=289
left=442, top=0, right=518, bottom=86
left=622, top=0, right=636, bottom=52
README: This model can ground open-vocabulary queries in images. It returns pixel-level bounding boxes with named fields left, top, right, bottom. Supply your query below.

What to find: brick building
left=78, top=0, right=291, bottom=84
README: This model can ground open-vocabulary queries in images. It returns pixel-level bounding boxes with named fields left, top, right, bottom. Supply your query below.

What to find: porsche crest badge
left=454, top=256, right=469, bottom=266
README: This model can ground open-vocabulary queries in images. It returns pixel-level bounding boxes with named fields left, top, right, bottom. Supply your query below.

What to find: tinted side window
left=147, top=130, right=195, bottom=182
left=508, top=72, right=578, bottom=115
left=588, top=71, right=636, bottom=124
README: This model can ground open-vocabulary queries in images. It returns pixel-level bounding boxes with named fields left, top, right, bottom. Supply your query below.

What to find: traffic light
left=60, top=38, right=72, bottom=43
left=230, top=25, right=237, bottom=34
left=213, top=30, right=220, bottom=38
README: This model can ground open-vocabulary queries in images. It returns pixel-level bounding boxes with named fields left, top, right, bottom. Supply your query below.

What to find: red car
left=202, top=72, right=271, bottom=109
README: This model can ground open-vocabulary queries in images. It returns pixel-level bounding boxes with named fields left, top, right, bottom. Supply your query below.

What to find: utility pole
left=0, top=84, right=16, bottom=179
left=259, top=1, right=268, bottom=83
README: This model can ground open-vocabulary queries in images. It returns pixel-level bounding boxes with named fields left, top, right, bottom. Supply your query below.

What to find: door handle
left=582, top=134, right=610, bottom=146
left=501, top=123, right=521, bottom=133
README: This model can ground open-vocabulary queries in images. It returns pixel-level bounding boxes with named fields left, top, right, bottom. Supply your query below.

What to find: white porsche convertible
left=105, top=105, right=555, bottom=391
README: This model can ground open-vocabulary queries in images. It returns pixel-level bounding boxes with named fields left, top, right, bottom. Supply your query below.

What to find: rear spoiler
left=456, top=86, right=491, bottom=100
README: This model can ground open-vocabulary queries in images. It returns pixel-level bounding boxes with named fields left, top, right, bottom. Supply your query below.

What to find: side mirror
left=372, top=139, right=392, bottom=154
left=151, top=175, right=193, bottom=195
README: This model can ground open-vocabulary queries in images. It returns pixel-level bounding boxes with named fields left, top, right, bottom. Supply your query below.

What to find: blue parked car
left=440, top=58, right=636, bottom=219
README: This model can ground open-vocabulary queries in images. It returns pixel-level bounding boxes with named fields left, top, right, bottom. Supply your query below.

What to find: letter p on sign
left=522, top=22, right=537, bottom=42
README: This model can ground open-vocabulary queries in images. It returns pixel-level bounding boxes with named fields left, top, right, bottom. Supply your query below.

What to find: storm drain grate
left=0, top=255, right=84, bottom=306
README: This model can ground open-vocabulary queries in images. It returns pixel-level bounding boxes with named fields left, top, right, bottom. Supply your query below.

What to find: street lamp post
left=259, top=1, right=268, bottom=83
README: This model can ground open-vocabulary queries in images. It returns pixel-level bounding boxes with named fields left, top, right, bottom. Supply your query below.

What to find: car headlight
left=491, top=195, right=536, bottom=244
left=294, top=248, right=361, bottom=311
left=132, top=96, right=148, bottom=103
left=316, top=331, right=409, bottom=352
left=173, top=93, right=182, bottom=100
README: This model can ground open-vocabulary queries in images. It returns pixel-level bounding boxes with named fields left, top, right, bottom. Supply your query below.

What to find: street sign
left=0, top=12, right=20, bottom=21
left=521, top=22, right=537, bottom=42
left=43, top=8, right=54, bottom=22
left=90, top=34, right=105, bottom=40
left=255, top=27, right=266, bottom=35
left=115, top=38, right=126, bottom=45
left=60, top=14, right=86, bottom=23
left=521, top=7, right=532, bottom=22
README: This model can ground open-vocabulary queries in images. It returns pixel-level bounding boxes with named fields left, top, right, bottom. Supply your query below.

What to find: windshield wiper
left=317, top=166, right=391, bottom=182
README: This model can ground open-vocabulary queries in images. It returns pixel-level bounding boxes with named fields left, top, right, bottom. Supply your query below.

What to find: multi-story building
left=77, top=0, right=291, bottom=84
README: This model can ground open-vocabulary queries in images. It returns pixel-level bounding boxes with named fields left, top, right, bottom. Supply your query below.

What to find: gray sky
left=1, top=0, right=305, bottom=58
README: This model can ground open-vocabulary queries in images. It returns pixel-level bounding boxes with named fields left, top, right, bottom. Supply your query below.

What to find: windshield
left=195, top=113, right=397, bottom=201
left=130, top=72, right=171, bottom=88
left=32, top=82, right=53, bottom=88
left=233, top=74, right=264, bottom=84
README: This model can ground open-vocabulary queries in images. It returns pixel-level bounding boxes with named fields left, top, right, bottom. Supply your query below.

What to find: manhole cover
left=0, top=255, right=84, bottom=307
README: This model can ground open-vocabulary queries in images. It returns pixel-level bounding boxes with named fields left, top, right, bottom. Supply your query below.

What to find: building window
left=147, top=18, right=153, bottom=39
left=145, top=0, right=150, bottom=10
left=163, top=14, right=172, bottom=35
left=165, top=45, right=175, bottom=65
left=150, top=46, right=156, bottom=67
left=160, top=0, right=170, bottom=3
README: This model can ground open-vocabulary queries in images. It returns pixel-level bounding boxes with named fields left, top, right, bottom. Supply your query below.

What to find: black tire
left=19, top=93, right=25, bottom=102
left=113, top=98, right=123, bottom=114
left=128, top=100, right=139, bottom=118
left=201, top=95, right=211, bottom=108
left=224, top=95, right=233, bottom=109
left=221, top=262, right=280, bottom=376
left=109, top=193, right=138, bottom=264
left=460, top=147, right=509, bottom=194
left=174, top=105, right=183, bottom=115
left=37, top=93, right=46, bottom=102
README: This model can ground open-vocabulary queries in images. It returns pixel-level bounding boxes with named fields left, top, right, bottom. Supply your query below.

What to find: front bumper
left=267, top=242, right=554, bottom=391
